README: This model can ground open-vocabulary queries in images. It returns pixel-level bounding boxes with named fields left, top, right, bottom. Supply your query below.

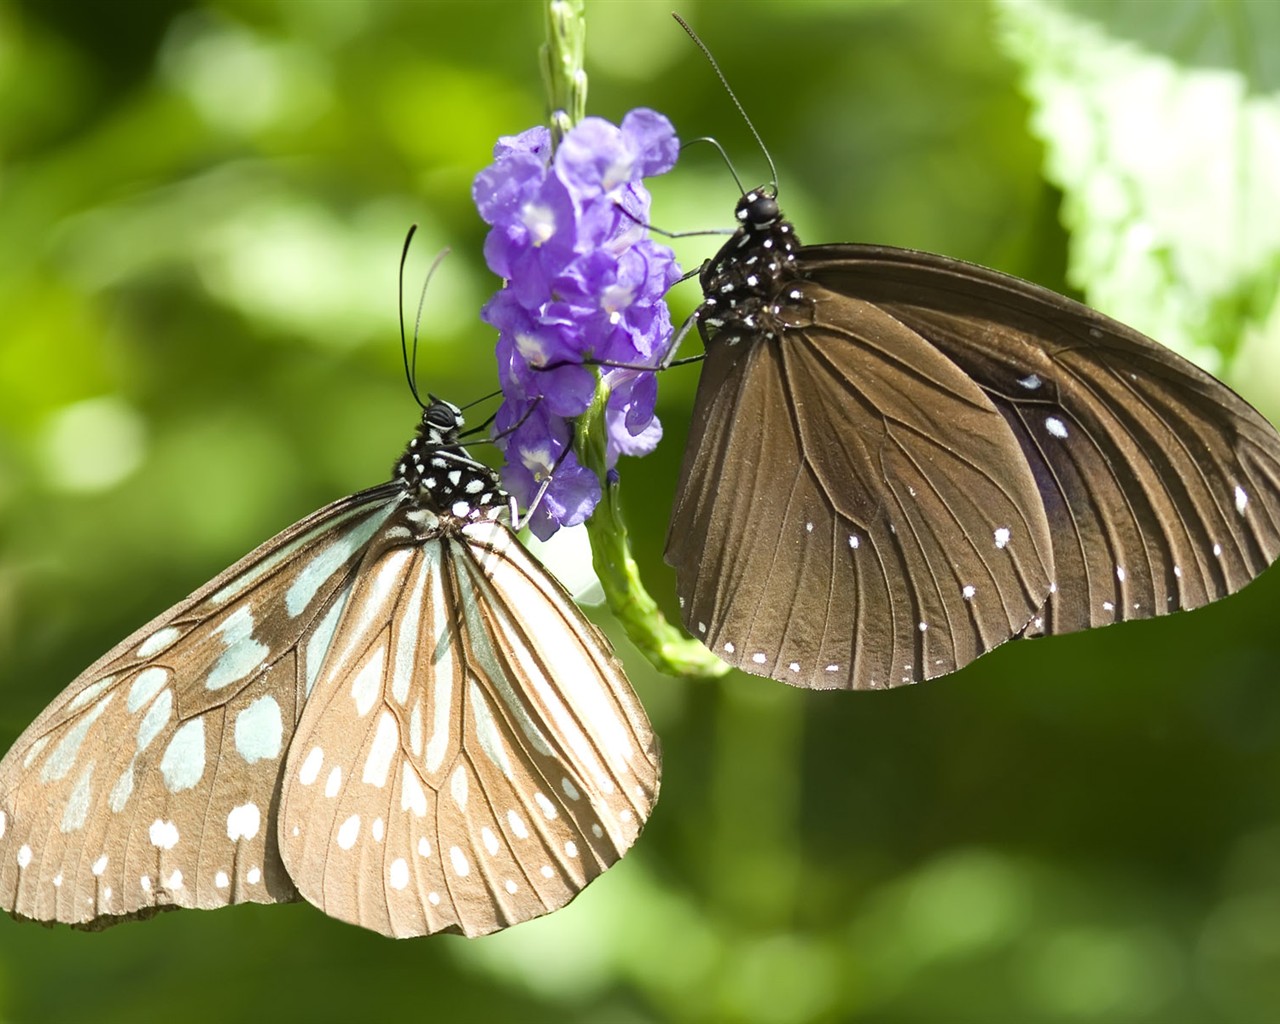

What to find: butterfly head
left=420, top=395, right=465, bottom=445
left=736, top=188, right=780, bottom=232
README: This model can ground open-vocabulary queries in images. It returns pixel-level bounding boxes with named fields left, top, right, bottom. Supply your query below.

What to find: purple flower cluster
left=473, top=109, right=681, bottom=539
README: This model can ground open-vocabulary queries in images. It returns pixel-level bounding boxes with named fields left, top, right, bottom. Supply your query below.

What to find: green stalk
left=541, top=0, right=728, bottom=680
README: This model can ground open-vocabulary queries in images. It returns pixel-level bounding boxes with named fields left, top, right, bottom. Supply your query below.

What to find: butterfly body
left=668, top=190, right=1280, bottom=690
left=0, top=399, right=659, bottom=938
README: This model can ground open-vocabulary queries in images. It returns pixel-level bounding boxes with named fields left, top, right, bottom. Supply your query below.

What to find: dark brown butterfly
left=665, top=187, right=1280, bottom=690
left=0, top=397, right=659, bottom=937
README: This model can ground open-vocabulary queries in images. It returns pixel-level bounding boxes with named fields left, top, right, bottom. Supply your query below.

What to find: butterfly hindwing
left=278, top=514, right=659, bottom=938
left=0, top=487, right=402, bottom=927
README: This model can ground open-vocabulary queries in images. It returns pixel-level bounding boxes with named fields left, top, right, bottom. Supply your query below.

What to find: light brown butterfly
left=0, top=397, right=659, bottom=938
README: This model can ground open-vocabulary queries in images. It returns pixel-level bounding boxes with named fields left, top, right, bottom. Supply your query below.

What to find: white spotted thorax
left=696, top=189, right=802, bottom=348
left=0, top=396, right=659, bottom=938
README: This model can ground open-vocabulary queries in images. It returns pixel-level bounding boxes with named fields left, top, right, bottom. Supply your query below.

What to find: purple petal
left=621, top=109, right=680, bottom=177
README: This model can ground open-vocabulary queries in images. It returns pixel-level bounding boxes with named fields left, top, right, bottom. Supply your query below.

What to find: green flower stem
left=540, top=0, right=587, bottom=147
left=576, top=383, right=730, bottom=679
left=542, top=0, right=728, bottom=680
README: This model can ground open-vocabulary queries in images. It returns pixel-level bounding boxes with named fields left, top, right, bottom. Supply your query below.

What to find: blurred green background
left=3, top=1, right=1280, bottom=1021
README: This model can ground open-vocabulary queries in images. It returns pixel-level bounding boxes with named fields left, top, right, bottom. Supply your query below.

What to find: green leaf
left=996, top=0, right=1280, bottom=378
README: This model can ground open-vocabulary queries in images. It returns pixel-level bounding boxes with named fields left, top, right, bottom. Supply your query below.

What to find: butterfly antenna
left=673, top=13, right=778, bottom=195
left=398, top=225, right=426, bottom=410
left=411, top=246, right=452, bottom=403
left=458, top=390, right=505, bottom=441
left=460, top=389, right=503, bottom=413
left=681, top=136, right=746, bottom=196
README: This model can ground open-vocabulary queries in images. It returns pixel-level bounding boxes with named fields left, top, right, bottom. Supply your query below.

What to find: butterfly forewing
left=802, top=245, right=1280, bottom=637
left=669, top=279, right=1057, bottom=689
left=278, top=514, right=658, bottom=938
left=0, top=487, right=402, bottom=926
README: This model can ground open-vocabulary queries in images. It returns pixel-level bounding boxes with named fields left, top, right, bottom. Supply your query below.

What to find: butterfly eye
left=742, top=192, right=778, bottom=228
left=422, top=404, right=460, bottom=434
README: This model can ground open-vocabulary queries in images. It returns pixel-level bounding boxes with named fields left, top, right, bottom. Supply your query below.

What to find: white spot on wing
left=392, top=555, right=430, bottom=706
left=205, top=606, right=269, bottom=691
left=450, top=846, right=470, bottom=877
left=226, top=802, right=261, bottom=842
left=1235, top=485, right=1249, bottom=514
left=110, top=762, right=135, bottom=813
left=60, top=764, right=93, bottom=833
left=160, top=717, right=206, bottom=793
left=401, top=763, right=428, bottom=817
left=389, top=858, right=409, bottom=891
left=451, top=765, right=469, bottom=810
left=336, top=814, right=360, bottom=850
left=350, top=647, right=385, bottom=718
left=994, top=527, right=1011, bottom=549
left=137, top=627, right=181, bottom=658
left=305, top=584, right=350, bottom=698
left=534, top=792, right=557, bottom=820
left=234, top=696, right=283, bottom=764
left=127, top=668, right=168, bottom=713
left=298, top=746, right=324, bottom=785
left=149, top=819, right=179, bottom=850
left=66, top=676, right=114, bottom=713
left=1045, top=417, right=1068, bottom=438
left=1018, top=374, right=1042, bottom=390
left=362, top=712, right=398, bottom=788
left=135, top=689, right=172, bottom=754
left=469, top=683, right=515, bottom=779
